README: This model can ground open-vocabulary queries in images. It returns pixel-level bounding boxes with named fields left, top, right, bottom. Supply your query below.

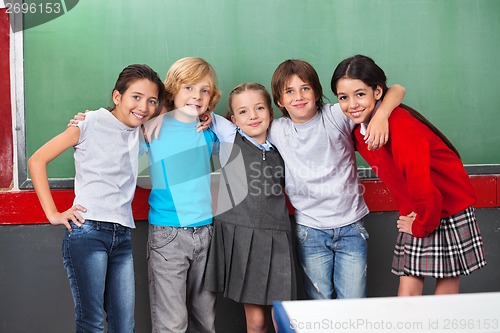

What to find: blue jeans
left=295, top=221, right=368, bottom=300
left=148, top=224, right=215, bottom=333
left=62, top=220, right=135, bottom=333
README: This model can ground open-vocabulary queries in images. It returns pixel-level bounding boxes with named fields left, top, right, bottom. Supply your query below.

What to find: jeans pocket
left=207, top=224, right=214, bottom=237
left=296, top=224, right=309, bottom=243
left=148, top=225, right=178, bottom=250
left=354, top=221, right=369, bottom=241
left=68, top=221, right=96, bottom=239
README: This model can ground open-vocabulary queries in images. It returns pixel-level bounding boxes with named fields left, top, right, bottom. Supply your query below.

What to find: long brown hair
left=330, top=54, right=461, bottom=159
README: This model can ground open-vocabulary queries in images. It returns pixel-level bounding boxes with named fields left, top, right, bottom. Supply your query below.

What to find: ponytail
left=399, top=103, right=461, bottom=159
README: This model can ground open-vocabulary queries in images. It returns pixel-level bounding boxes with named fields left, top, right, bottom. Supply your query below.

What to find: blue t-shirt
left=141, top=112, right=218, bottom=227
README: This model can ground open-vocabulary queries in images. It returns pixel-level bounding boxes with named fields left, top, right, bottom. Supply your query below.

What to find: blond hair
left=163, top=57, right=221, bottom=111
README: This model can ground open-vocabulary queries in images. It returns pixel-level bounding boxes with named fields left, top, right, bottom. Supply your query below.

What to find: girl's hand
left=143, top=105, right=168, bottom=142
left=364, top=114, right=389, bottom=150
left=48, top=204, right=87, bottom=232
left=143, top=114, right=164, bottom=142
left=397, top=212, right=416, bottom=235
left=197, top=111, right=212, bottom=132
left=67, top=110, right=89, bottom=127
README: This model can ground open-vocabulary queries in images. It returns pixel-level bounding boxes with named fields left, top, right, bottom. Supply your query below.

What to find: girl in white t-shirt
left=28, top=64, right=164, bottom=333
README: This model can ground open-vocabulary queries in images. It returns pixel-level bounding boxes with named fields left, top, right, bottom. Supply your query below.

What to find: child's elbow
left=27, top=153, right=42, bottom=173
left=27, top=155, right=36, bottom=173
left=393, top=84, right=406, bottom=97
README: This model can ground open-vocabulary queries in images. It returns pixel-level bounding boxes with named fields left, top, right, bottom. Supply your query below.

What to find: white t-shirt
left=73, top=108, right=139, bottom=228
left=269, top=103, right=369, bottom=229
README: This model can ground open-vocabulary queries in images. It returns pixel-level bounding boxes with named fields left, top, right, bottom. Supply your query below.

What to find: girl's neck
left=253, top=135, right=267, bottom=144
left=111, top=108, right=134, bottom=128
left=238, top=128, right=268, bottom=145
left=362, top=118, right=371, bottom=127
left=364, top=101, right=381, bottom=126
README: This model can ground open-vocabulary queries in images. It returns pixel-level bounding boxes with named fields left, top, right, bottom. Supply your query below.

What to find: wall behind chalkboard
left=22, top=0, right=500, bottom=185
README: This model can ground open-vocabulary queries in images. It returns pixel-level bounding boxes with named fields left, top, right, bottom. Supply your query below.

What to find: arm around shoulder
left=211, top=113, right=237, bottom=142
left=143, top=105, right=168, bottom=141
left=376, top=84, right=405, bottom=119
left=365, top=84, right=406, bottom=149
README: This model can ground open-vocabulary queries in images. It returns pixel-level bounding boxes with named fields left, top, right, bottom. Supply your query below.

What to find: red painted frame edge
left=497, top=175, right=500, bottom=207
left=1, top=177, right=497, bottom=225
left=0, top=8, right=14, bottom=188
left=0, top=188, right=152, bottom=225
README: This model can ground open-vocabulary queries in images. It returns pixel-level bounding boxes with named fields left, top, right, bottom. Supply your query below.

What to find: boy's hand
left=364, top=83, right=405, bottom=149
left=67, top=110, right=89, bottom=127
left=364, top=114, right=389, bottom=150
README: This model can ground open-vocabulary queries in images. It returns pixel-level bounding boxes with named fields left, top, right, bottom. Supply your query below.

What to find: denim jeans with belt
left=295, top=221, right=369, bottom=300
left=62, top=220, right=135, bottom=333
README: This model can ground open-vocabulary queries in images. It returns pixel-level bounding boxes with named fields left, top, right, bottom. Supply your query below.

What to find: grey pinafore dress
left=204, top=132, right=297, bottom=305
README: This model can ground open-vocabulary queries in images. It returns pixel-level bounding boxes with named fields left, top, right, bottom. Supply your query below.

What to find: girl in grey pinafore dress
left=205, top=131, right=297, bottom=305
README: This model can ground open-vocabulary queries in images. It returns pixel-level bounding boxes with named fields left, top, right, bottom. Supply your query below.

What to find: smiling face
left=172, top=75, right=212, bottom=122
left=230, top=90, right=272, bottom=144
left=336, top=77, right=383, bottom=125
left=112, top=78, right=159, bottom=127
left=278, top=75, right=318, bottom=124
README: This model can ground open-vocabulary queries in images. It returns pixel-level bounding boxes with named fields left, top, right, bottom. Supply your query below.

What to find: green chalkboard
left=22, top=0, right=500, bottom=185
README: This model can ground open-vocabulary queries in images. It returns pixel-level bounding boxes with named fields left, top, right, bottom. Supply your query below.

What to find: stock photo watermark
left=290, top=317, right=499, bottom=332
left=5, top=0, right=79, bottom=32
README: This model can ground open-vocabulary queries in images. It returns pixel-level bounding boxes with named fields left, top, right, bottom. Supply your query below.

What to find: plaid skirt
left=392, top=206, right=486, bottom=278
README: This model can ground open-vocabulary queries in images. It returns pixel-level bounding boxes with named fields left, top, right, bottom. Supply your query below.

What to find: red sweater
left=354, top=107, right=476, bottom=237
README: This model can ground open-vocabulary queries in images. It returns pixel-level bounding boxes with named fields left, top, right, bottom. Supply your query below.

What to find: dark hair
left=226, top=82, right=273, bottom=121
left=331, top=54, right=388, bottom=97
left=330, top=54, right=461, bottom=159
left=112, top=64, right=165, bottom=118
left=271, top=59, right=325, bottom=118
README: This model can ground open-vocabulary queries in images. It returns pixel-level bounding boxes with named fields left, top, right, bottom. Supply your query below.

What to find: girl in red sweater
left=330, top=54, right=486, bottom=296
